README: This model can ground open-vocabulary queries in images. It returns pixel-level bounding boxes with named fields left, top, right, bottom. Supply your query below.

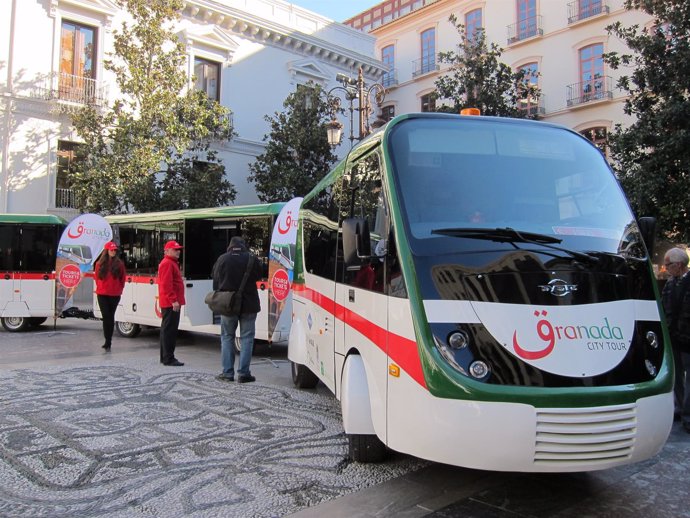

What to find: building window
left=194, top=57, right=220, bottom=102
left=421, top=28, right=436, bottom=75
left=579, top=43, right=604, bottom=100
left=580, top=126, right=608, bottom=153
left=517, top=0, right=537, bottom=40
left=381, top=105, right=395, bottom=121
left=421, top=94, right=435, bottom=112
left=518, top=62, right=540, bottom=116
left=465, top=9, right=482, bottom=42
left=578, top=0, right=603, bottom=19
left=381, top=45, right=396, bottom=87
left=56, top=141, right=83, bottom=209
left=59, top=20, right=97, bottom=103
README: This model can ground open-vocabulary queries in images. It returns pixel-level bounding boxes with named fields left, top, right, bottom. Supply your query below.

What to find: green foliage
left=604, top=0, right=690, bottom=241
left=248, top=83, right=338, bottom=202
left=434, top=15, right=540, bottom=117
left=70, top=0, right=235, bottom=214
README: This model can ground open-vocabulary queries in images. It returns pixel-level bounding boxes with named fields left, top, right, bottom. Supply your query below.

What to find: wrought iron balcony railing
left=32, top=72, right=108, bottom=107
left=518, top=94, right=546, bottom=117
left=507, top=15, right=543, bottom=44
left=381, top=68, right=398, bottom=88
left=567, top=0, right=609, bottom=24
left=566, top=76, right=613, bottom=107
left=55, top=188, right=79, bottom=209
left=412, top=57, right=439, bottom=77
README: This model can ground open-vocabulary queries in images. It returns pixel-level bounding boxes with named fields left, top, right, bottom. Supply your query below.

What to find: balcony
left=55, top=188, right=79, bottom=209
left=412, top=57, right=439, bottom=78
left=566, top=76, right=613, bottom=107
left=518, top=94, right=546, bottom=117
left=567, top=1, right=609, bottom=24
left=33, top=72, right=108, bottom=107
left=507, top=15, right=543, bottom=45
left=381, top=69, right=398, bottom=88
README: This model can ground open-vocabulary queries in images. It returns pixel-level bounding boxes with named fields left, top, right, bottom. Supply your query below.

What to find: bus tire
left=1, top=316, right=30, bottom=332
left=291, top=360, right=319, bottom=389
left=116, top=321, right=141, bottom=338
left=29, top=317, right=47, bottom=328
left=348, top=433, right=388, bottom=463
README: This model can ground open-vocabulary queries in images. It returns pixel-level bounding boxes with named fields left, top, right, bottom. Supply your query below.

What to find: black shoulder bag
left=204, top=256, right=255, bottom=316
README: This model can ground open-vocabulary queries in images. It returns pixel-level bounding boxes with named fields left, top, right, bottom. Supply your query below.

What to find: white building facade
left=345, top=0, right=652, bottom=149
left=0, top=0, right=384, bottom=218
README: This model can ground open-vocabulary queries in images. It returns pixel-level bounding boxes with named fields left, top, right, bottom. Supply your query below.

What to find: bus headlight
left=448, top=330, right=469, bottom=349
left=469, top=361, right=489, bottom=379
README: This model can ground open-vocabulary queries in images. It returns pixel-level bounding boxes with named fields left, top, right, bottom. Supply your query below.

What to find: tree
left=434, top=15, right=540, bottom=117
left=604, top=0, right=690, bottom=242
left=70, top=0, right=236, bottom=214
left=248, top=83, right=339, bottom=202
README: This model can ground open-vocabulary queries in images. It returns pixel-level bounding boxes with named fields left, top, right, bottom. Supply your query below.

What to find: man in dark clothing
left=212, top=236, right=262, bottom=383
left=661, top=247, right=690, bottom=433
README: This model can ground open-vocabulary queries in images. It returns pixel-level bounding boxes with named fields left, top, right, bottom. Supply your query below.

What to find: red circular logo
left=59, top=264, right=82, bottom=289
left=271, top=269, right=290, bottom=302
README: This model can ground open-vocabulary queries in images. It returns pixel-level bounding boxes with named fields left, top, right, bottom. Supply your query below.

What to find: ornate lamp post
left=325, top=67, right=386, bottom=147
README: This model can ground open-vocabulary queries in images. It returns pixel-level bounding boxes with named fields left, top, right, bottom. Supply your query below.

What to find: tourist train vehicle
left=287, top=112, right=673, bottom=472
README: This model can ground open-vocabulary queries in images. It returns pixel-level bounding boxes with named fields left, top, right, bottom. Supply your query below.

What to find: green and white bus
left=103, top=203, right=290, bottom=343
left=287, top=113, right=673, bottom=472
left=0, top=213, right=66, bottom=331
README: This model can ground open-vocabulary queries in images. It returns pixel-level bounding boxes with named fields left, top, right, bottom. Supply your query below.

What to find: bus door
left=17, top=224, right=59, bottom=314
left=337, top=153, right=389, bottom=437
left=183, top=219, right=215, bottom=326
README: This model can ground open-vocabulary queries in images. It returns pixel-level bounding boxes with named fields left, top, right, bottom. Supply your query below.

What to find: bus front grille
left=534, top=404, right=636, bottom=467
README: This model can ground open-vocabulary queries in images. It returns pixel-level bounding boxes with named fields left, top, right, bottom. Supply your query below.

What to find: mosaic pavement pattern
left=0, top=365, right=424, bottom=517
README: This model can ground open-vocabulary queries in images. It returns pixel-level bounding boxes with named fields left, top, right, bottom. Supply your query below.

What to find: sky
left=289, top=0, right=378, bottom=22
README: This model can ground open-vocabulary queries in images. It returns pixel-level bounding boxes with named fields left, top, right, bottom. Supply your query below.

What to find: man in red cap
left=158, top=240, right=186, bottom=366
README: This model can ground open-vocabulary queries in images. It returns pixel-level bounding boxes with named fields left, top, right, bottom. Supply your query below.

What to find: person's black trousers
left=160, top=307, right=180, bottom=364
left=97, top=295, right=121, bottom=347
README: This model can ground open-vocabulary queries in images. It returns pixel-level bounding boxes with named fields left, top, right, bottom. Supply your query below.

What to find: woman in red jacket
left=95, top=241, right=126, bottom=351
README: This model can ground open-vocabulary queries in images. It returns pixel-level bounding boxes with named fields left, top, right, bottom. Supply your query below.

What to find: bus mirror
left=342, top=218, right=372, bottom=266
left=638, top=217, right=656, bottom=255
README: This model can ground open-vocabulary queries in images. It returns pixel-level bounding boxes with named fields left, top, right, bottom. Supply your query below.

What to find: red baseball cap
left=164, top=240, right=184, bottom=250
left=104, top=241, right=118, bottom=251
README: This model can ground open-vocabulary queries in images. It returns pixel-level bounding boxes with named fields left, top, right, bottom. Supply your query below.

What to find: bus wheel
left=116, top=321, right=141, bottom=338
left=291, top=360, right=319, bottom=389
left=348, top=433, right=388, bottom=463
left=29, top=317, right=48, bottom=328
left=234, top=336, right=242, bottom=353
left=1, top=317, right=30, bottom=332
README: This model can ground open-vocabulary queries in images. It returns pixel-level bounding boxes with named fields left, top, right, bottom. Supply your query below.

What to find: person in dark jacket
left=158, top=240, right=186, bottom=366
left=212, top=236, right=262, bottom=383
left=95, top=241, right=126, bottom=351
left=661, top=247, right=690, bottom=433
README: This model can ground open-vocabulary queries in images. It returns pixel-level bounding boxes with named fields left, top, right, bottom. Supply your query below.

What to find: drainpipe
left=1, top=0, right=18, bottom=213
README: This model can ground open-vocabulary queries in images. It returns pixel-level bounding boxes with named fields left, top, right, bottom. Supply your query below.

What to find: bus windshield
left=388, top=117, right=640, bottom=257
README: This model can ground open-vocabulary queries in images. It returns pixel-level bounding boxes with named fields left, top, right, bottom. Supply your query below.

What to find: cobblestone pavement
left=0, top=322, right=425, bottom=518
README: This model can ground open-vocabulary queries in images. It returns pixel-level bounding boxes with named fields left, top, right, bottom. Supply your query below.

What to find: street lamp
left=326, top=67, right=386, bottom=147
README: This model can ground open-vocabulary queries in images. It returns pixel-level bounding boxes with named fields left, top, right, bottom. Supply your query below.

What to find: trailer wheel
left=115, top=321, right=141, bottom=338
left=29, top=317, right=47, bottom=328
left=348, top=433, right=388, bottom=463
left=291, top=360, right=319, bottom=389
left=1, top=317, right=30, bottom=332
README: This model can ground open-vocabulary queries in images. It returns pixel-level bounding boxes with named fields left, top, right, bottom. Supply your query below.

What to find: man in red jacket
left=158, top=240, right=186, bottom=366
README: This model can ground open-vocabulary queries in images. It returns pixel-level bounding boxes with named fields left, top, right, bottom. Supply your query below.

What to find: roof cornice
left=181, top=0, right=386, bottom=77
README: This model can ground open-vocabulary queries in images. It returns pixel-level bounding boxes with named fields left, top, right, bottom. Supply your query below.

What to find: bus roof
left=104, top=203, right=287, bottom=224
left=0, top=213, right=67, bottom=225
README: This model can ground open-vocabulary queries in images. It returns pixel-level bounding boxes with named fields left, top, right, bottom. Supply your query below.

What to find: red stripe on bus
left=293, top=284, right=426, bottom=388
left=0, top=272, right=56, bottom=280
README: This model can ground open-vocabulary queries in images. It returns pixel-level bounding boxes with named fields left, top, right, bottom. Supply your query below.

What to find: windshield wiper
left=431, top=227, right=599, bottom=264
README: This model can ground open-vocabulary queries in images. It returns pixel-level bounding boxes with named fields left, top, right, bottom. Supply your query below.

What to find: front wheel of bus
left=291, top=361, right=319, bottom=389
left=116, top=321, right=141, bottom=338
left=1, top=317, right=30, bottom=332
left=348, top=433, right=388, bottom=463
